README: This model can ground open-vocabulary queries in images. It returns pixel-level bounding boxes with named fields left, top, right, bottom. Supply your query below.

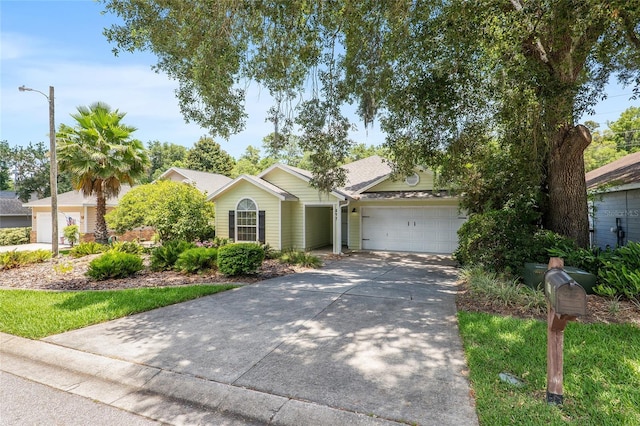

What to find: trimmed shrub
left=86, top=252, right=143, bottom=280
left=217, top=243, right=265, bottom=276
left=175, top=247, right=218, bottom=273
left=70, top=242, right=107, bottom=258
left=63, top=225, right=79, bottom=247
left=150, top=240, right=195, bottom=271
left=0, top=227, right=31, bottom=246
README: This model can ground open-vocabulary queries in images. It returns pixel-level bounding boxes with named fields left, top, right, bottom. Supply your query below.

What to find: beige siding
left=214, top=181, right=281, bottom=248
left=162, top=170, right=187, bottom=183
left=262, top=168, right=340, bottom=203
left=368, top=170, right=435, bottom=192
left=348, top=198, right=461, bottom=250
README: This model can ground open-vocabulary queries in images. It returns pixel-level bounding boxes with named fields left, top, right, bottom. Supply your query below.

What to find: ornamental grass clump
left=86, top=251, right=143, bottom=280
left=70, top=241, right=107, bottom=258
left=217, top=243, right=264, bottom=276
left=175, top=247, right=218, bottom=274
left=150, top=240, right=195, bottom=271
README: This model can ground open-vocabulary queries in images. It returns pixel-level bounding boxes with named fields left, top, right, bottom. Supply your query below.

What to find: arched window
left=236, top=198, right=258, bottom=242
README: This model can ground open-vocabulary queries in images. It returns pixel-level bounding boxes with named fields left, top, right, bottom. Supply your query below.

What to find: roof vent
left=405, top=173, right=420, bottom=187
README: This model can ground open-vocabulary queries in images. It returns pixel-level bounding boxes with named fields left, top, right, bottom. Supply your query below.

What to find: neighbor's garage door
left=361, top=207, right=466, bottom=254
left=36, top=212, right=81, bottom=243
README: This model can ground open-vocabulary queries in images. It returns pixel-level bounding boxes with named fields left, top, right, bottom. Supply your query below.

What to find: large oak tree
left=101, top=0, right=640, bottom=247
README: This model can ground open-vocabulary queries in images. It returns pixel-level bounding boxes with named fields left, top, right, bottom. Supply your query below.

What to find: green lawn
left=458, top=311, right=640, bottom=425
left=0, top=284, right=237, bottom=339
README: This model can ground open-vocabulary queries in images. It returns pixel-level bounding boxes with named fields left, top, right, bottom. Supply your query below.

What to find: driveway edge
left=0, top=332, right=402, bottom=425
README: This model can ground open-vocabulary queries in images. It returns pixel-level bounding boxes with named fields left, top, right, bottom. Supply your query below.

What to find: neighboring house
left=158, top=167, right=232, bottom=196
left=23, top=186, right=134, bottom=244
left=586, top=151, right=640, bottom=249
left=23, top=168, right=232, bottom=243
left=209, top=155, right=467, bottom=254
left=0, top=191, right=32, bottom=228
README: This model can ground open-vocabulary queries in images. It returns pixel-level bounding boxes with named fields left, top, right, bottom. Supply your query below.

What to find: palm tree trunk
left=94, top=187, right=109, bottom=244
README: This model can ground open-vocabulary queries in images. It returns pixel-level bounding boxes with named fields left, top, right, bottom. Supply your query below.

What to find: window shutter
left=258, top=211, right=265, bottom=243
left=228, top=211, right=235, bottom=240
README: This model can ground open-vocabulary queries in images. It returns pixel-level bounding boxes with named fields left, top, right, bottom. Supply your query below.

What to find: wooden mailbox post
left=544, top=257, right=587, bottom=405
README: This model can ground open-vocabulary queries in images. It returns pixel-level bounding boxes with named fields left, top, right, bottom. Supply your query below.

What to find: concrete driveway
left=1, top=252, right=478, bottom=425
left=0, top=242, right=71, bottom=253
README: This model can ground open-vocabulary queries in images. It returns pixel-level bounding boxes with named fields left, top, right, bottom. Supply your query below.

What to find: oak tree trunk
left=545, top=124, right=591, bottom=248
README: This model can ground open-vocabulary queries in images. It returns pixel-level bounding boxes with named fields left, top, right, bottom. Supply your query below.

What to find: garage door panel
left=362, top=206, right=465, bottom=254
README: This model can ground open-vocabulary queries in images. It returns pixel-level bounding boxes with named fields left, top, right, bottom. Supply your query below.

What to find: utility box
left=544, top=268, right=587, bottom=317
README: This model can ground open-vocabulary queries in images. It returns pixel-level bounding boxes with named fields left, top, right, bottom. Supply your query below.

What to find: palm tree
left=57, top=102, right=149, bottom=244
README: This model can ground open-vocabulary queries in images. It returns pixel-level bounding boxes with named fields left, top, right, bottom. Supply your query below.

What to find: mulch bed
left=0, top=254, right=302, bottom=291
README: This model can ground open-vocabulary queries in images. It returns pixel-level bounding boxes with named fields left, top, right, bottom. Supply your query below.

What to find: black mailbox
left=544, top=268, right=587, bottom=316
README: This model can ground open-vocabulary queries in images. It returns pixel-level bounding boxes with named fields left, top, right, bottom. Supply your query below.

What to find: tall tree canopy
left=145, top=140, right=188, bottom=182
left=101, top=0, right=640, bottom=247
left=7, top=141, right=73, bottom=201
left=184, top=136, right=235, bottom=176
left=0, top=141, right=12, bottom=191
left=57, top=102, right=150, bottom=243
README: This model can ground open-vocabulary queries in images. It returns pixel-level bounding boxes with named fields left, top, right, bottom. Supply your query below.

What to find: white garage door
left=37, top=212, right=81, bottom=243
left=361, top=207, right=466, bottom=254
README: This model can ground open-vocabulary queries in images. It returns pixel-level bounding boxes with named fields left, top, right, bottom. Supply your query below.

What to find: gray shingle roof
left=340, top=155, right=392, bottom=195
left=0, top=197, right=31, bottom=216
left=161, top=167, right=233, bottom=195
left=23, top=185, right=133, bottom=207
left=586, top=151, right=640, bottom=189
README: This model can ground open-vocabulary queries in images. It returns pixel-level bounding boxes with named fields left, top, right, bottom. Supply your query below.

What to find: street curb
left=0, top=333, right=401, bottom=425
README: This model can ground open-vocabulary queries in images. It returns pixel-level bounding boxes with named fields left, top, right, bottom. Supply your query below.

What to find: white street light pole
left=18, top=85, right=58, bottom=257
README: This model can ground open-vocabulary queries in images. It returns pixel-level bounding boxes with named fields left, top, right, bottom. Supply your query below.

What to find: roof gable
left=259, top=163, right=348, bottom=200
left=586, top=152, right=640, bottom=190
left=158, top=167, right=232, bottom=195
left=208, top=175, right=298, bottom=201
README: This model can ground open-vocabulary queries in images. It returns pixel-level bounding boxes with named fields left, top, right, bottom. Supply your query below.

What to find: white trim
left=591, top=182, right=640, bottom=193
left=235, top=197, right=259, bottom=243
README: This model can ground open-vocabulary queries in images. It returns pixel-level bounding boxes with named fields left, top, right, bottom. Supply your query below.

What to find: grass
left=0, top=284, right=237, bottom=339
left=458, top=311, right=640, bottom=425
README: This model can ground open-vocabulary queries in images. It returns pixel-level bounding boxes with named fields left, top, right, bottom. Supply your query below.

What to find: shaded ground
left=456, top=280, right=640, bottom=326
left=2, top=253, right=638, bottom=326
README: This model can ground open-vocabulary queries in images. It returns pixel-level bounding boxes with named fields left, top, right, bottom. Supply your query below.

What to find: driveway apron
left=44, top=253, right=477, bottom=425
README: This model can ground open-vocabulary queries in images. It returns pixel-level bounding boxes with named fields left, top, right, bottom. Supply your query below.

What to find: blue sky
left=1, top=1, right=637, bottom=160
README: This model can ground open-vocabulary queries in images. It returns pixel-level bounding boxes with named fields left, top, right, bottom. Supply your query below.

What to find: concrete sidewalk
left=0, top=253, right=478, bottom=425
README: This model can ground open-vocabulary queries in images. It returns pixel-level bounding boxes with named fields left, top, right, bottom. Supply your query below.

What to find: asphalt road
left=0, top=372, right=161, bottom=426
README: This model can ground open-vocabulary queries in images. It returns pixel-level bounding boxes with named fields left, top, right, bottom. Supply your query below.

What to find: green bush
left=110, top=240, right=145, bottom=254
left=217, top=243, right=265, bottom=276
left=595, top=242, right=640, bottom=300
left=175, top=247, right=218, bottom=273
left=86, top=252, right=143, bottom=280
left=278, top=250, right=322, bottom=268
left=454, top=208, right=576, bottom=273
left=70, top=242, right=107, bottom=258
left=63, top=225, right=79, bottom=247
left=0, top=249, right=52, bottom=270
left=150, top=240, right=195, bottom=271
left=0, top=227, right=31, bottom=246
